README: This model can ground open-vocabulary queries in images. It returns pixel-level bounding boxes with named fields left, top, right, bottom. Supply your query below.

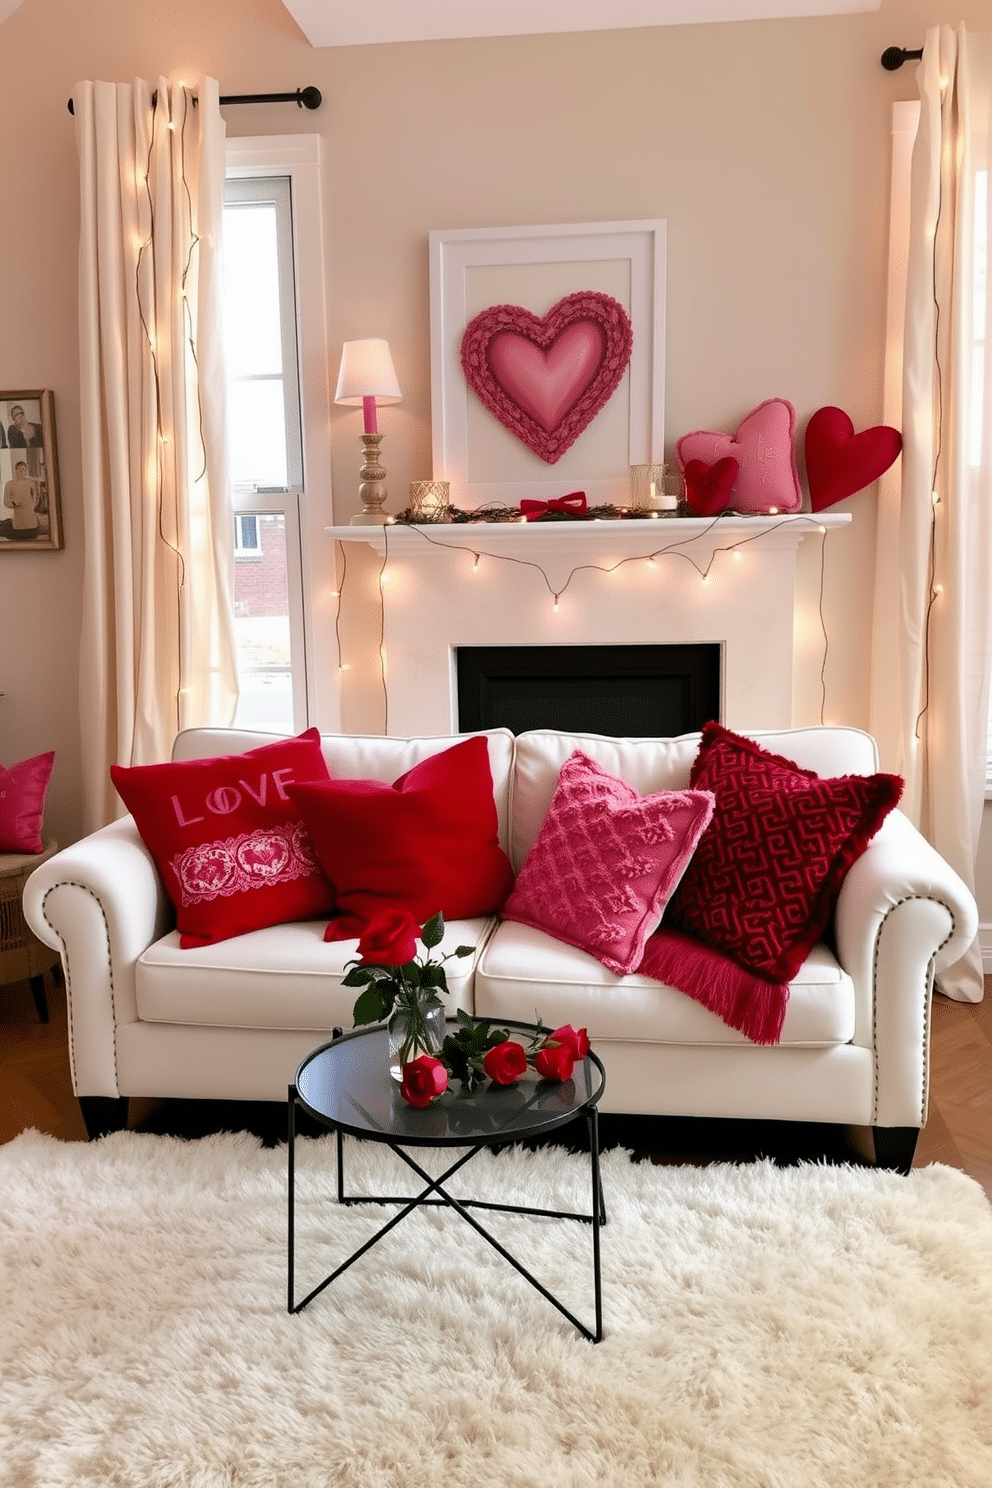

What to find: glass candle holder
left=409, top=480, right=451, bottom=521
left=629, top=463, right=680, bottom=515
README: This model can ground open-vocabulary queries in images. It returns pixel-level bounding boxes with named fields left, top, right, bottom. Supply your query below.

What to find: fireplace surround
left=327, top=514, right=850, bottom=736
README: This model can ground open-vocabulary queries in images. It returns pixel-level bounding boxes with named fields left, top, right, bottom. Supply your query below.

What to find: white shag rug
left=1, top=1130, right=991, bottom=1488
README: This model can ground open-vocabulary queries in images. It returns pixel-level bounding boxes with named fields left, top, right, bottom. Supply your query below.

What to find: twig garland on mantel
left=332, top=511, right=838, bottom=735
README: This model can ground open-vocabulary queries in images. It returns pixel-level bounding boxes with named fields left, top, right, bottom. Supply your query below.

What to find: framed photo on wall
left=0, top=389, right=63, bottom=551
left=429, top=220, right=666, bottom=509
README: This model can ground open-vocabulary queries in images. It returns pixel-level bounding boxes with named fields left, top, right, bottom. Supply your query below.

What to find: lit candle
left=648, top=479, right=657, bottom=506
left=362, top=395, right=378, bottom=435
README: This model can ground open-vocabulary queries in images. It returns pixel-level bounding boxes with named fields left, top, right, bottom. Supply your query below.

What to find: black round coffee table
left=288, top=1017, right=607, bottom=1341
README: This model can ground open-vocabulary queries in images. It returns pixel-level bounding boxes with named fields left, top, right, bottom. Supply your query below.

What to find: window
left=222, top=136, right=336, bottom=737
left=234, top=513, right=262, bottom=557
left=222, top=173, right=303, bottom=733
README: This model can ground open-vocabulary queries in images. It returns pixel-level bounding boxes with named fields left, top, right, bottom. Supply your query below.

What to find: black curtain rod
left=67, top=85, right=322, bottom=115
left=881, top=46, right=923, bottom=71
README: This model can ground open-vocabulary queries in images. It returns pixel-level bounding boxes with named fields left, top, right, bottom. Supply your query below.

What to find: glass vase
left=388, top=1002, right=446, bottom=1081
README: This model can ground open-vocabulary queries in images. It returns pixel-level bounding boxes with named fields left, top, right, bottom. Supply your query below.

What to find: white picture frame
left=429, top=220, right=666, bottom=510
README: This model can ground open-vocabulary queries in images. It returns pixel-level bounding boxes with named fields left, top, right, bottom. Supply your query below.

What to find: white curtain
left=74, top=75, right=239, bottom=832
left=872, top=26, right=992, bottom=1002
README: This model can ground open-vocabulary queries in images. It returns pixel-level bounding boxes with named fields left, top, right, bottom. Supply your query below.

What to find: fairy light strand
left=914, top=62, right=949, bottom=741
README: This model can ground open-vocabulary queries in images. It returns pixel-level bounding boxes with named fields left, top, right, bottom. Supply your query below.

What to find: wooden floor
left=2, top=972, right=990, bottom=1199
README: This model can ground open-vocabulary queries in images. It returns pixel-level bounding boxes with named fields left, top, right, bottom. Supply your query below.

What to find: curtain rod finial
left=881, top=45, right=923, bottom=71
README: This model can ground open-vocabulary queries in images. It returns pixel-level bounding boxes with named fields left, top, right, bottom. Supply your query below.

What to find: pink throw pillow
left=0, top=751, right=55, bottom=854
left=675, top=398, right=802, bottom=514
left=502, top=751, right=715, bottom=976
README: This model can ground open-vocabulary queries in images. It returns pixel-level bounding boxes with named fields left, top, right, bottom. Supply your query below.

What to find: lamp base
left=350, top=432, right=394, bottom=524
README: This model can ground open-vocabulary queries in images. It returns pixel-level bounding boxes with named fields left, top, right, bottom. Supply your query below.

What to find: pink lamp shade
left=334, top=338, right=402, bottom=434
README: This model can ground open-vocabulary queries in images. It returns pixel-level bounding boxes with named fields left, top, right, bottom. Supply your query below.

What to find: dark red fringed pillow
left=641, top=723, right=903, bottom=1043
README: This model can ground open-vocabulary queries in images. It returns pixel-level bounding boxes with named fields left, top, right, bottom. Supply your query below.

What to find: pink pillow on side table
left=502, top=751, right=715, bottom=977
left=0, top=751, right=55, bottom=854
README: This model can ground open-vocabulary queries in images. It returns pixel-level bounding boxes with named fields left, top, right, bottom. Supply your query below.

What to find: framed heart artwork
left=429, top=221, right=666, bottom=509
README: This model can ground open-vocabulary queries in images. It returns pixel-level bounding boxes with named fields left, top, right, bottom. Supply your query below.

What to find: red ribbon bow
left=518, top=491, right=588, bottom=522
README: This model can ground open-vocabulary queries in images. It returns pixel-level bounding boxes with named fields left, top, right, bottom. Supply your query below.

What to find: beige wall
left=1, top=0, right=990, bottom=944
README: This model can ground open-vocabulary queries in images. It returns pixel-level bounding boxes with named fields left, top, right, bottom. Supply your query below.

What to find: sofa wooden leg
left=78, top=1096, right=129, bottom=1140
left=872, top=1125, right=919, bottom=1175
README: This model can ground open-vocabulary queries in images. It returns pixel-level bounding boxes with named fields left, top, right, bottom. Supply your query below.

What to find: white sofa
left=23, top=724, right=978, bottom=1171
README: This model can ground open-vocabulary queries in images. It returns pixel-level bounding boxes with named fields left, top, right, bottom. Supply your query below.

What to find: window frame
left=224, top=134, right=338, bottom=734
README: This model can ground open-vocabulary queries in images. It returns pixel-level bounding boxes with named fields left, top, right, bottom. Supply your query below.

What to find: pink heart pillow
left=676, top=399, right=802, bottom=514
left=804, top=406, right=902, bottom=512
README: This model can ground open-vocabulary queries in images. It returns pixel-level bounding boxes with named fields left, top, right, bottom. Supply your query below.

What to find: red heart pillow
left=804, top=406, right=902, bottom=512
left=683, top=457, right=740, bottom=517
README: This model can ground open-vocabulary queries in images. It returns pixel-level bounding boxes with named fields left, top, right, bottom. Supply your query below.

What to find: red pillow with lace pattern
left=111, top=730, right=334, bottom=947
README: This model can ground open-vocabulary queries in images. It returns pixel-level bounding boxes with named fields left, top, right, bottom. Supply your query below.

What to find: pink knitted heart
left=675, top=398, right=802, bottom=514
left=460, top=291, right=633, bottom=465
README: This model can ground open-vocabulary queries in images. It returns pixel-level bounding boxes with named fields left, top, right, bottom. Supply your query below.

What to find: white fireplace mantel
left=326, top=513, right=850, bottom=563
left=325, top=512, right=851, bottom=736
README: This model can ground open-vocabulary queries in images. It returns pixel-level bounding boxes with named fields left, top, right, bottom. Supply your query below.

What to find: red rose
left=549, top=1024, right=590, bottom=1060
left=482, top=1040, right=527, bottom=1086
left=357, top=909, right=420, bottom=967
left=533, top=1043, right=575, bottom=1081
left=400, top=1054, right=448, bottom=1108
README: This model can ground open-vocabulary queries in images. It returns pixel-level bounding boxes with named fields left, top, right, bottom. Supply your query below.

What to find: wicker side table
left=0, top=841, right=59, bottom=1023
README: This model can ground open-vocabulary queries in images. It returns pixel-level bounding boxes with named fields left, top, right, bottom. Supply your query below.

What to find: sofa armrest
left=22, top=819, right=173, bottom=1098
left=833, top=808, right=978, bottom=1127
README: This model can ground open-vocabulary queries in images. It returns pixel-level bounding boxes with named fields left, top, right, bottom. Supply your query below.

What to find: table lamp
left=334, top=338, right=403, bottom=524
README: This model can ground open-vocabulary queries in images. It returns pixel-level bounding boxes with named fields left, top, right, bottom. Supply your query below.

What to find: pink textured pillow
left=0, top=751, right=55, bottom=854
left=502, top=751, right=715, bottom=976
left=675, top=398, right=802, bottom=514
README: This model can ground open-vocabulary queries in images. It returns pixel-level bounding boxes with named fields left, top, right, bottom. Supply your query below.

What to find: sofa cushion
left=111, top=730, right=335, bottom=948
left=474, top=921, right=855, bottom=1048
left=288, top=736, right=515, bottom=941
left=666, top=722, right=903, bottom=985
left=502, top=750, right=714, bottom=975
left=135, top=916, right=489, bottom=1030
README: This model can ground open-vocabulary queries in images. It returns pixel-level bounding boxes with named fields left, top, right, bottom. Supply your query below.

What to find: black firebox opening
left=456, top=644, right=721, bottom=738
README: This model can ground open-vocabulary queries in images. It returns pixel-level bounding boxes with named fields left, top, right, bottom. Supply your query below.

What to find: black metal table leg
left=287, top=1084, right=296, bottom=1314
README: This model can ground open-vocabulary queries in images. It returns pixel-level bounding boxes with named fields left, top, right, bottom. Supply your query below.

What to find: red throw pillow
left=502, top=751, right=715, bottom=976
left=0, top=751, right=55, bottom=854
left=111, top=730, right=335, bottom=947
left=288, top=736, right=514, bottom=941
left=664, top=722, right=903, bottom=984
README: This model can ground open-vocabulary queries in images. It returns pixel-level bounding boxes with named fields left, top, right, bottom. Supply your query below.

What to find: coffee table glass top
left=295, top=1018, right=605, bottom=1148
